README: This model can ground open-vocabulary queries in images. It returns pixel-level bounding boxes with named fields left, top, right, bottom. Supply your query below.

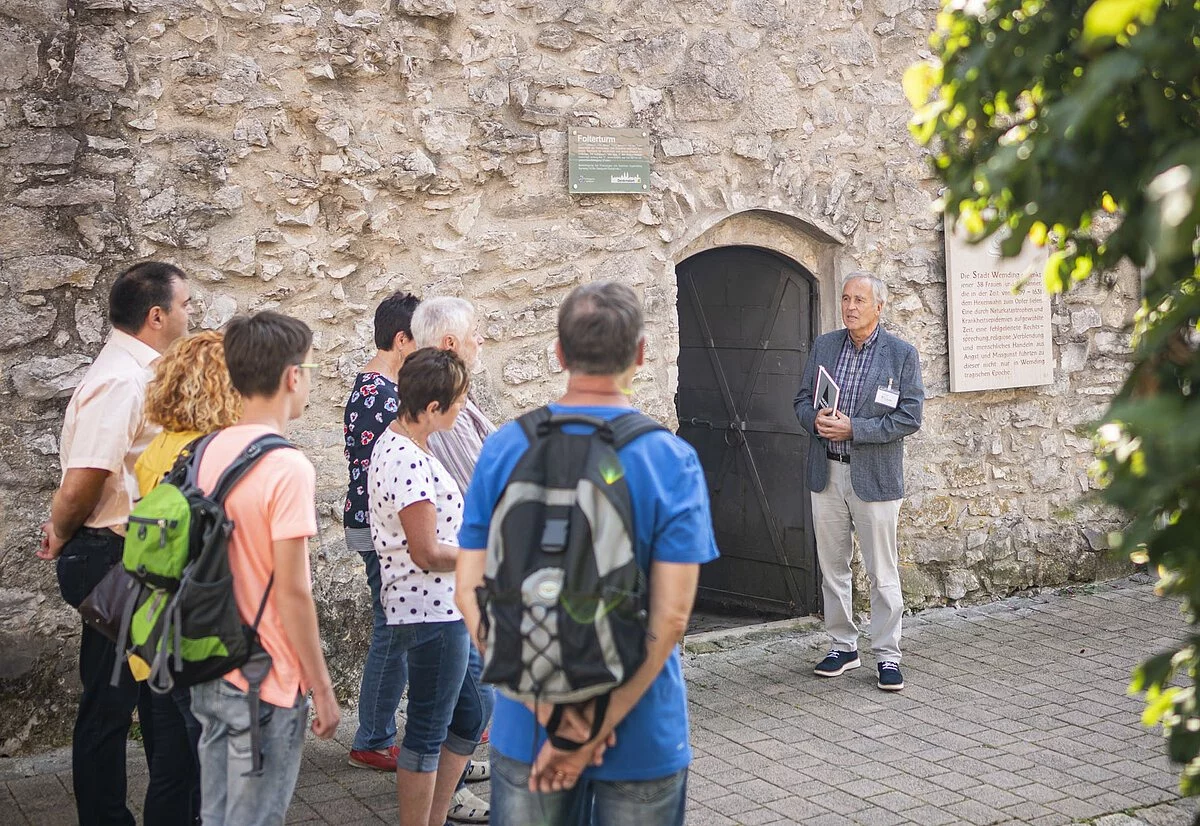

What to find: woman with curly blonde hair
left=135, top=329, right=243, bottom=494
left=132, top=329, right=242, bottom=826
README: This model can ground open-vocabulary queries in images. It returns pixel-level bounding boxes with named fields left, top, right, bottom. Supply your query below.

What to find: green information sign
left=568, top=127, right=652, bottom=194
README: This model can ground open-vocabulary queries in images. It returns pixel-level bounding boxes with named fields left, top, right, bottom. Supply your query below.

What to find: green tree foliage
left=908, top=0, right=1200, bottom=793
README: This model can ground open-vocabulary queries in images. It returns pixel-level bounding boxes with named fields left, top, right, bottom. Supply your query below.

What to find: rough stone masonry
left=0, top=0, right=1137, bottom=753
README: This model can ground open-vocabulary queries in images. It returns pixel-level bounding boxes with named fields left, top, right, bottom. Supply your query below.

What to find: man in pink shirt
left=188, top=311, right=339, bottom=826
left=38, top=261, right=191, bottom=826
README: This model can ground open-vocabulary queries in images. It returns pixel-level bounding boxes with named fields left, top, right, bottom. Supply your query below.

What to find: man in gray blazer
left=794, top=272, right=924, bottom=691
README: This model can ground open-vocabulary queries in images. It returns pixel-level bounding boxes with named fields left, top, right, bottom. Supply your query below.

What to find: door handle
left=686, top=417, right=714, bottom=429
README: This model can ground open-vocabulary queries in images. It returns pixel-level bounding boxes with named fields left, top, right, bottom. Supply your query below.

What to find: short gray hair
left=411, top=296, right=475, bottom=348
left=842, top=271, right=888, bottom=307
left=557, top=281, right=643, bottom=376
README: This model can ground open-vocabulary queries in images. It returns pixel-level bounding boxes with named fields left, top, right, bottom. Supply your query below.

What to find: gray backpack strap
left=516, top=407, right=555, bottom=444
left=210, top=434, right=294, bottom=503
left=608, top=412, right=667, bottom=449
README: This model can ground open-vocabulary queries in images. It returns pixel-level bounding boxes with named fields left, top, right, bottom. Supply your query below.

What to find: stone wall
left=0, top=0, right=1135, bottom=753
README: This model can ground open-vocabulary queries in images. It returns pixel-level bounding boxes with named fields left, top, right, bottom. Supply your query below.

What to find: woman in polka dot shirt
left=366, top=347, right=494, bottom=826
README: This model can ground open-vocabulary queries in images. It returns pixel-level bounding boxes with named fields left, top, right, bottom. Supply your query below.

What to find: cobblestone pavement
left=2, top=576, right=1196, bottom=825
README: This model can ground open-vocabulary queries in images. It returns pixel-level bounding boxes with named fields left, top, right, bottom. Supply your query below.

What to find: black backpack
left=476, top=407, right=665, bottom=748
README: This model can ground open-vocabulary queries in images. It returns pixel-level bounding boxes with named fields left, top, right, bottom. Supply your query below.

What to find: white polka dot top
left=367, top=427, right=464, bottom=625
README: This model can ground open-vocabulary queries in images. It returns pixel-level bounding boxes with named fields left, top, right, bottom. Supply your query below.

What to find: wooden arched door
left=675, top=246, right=819, bottom=616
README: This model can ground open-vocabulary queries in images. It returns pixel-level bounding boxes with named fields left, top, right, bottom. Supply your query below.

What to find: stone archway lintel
left=671, top=207, right=845, bottom=270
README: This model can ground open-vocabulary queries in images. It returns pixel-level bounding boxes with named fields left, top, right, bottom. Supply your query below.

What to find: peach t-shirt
left=196, top=424, right=317, bottom=709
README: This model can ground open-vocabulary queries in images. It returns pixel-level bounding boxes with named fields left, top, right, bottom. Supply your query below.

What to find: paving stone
left=3, top=578, right=1194, bottom=825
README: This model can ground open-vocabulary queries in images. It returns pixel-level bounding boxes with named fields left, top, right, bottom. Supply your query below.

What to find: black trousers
left=57, top=529, right=201, bottom=826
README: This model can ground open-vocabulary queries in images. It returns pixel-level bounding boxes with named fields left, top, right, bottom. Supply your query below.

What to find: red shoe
left=348, top=745, right=399, bottom=771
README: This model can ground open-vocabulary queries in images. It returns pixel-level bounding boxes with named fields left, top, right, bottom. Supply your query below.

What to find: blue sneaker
left=877, top=661, right=905, bottom=691
left=814, top=649, right=861, bottom=677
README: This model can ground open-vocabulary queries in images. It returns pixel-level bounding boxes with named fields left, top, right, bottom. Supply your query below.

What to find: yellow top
left=134, top=429, right=203, bottom=497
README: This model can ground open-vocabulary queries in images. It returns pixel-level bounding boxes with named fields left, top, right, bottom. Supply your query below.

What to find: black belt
left=826, top=451, right=850, bottom=464
left=76, top=526, right=122, bottom=540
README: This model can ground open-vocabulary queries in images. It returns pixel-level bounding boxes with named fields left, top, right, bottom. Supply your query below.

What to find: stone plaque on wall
left=568, top=128, right=651, bottom=194
left=946, top=223, right=1053, bottom=392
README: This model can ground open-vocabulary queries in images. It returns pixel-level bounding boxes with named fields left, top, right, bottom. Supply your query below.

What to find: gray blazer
left=793, top=327, right=924, bottom=502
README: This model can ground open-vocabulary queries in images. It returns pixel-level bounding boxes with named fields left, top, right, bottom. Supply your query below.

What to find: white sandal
left=448, top=786, right=489, bottom=824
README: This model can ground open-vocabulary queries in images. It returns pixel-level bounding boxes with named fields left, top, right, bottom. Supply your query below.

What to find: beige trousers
left=811, top=459, right=904, bottom=662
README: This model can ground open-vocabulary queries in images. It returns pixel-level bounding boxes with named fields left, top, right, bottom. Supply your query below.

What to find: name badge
left=875, top=386, right=900, bottom=408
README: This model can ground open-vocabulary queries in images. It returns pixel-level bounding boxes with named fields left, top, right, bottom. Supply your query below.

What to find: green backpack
left=112, top=432, right=293, bottom=695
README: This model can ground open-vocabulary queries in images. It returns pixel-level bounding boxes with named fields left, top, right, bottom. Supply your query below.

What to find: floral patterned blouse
left=343, top=371, right=399, bottom=529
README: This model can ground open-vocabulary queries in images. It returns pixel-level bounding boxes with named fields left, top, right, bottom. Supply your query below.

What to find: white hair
left=411, top=296, right=476, bottom=348
left=842, top=271, right=888, bottom=307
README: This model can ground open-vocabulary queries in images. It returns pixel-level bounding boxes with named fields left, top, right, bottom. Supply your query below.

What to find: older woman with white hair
left=409, top=296, right=496, bottom=824
left=411, top=297, right=495, bottom=491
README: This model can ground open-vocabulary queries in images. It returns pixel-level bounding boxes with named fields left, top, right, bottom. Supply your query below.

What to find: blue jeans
left=190, top=679, right=309, bottom=826
left=389, top=619, right=493, bottom=772
left=490, top=752, right=688, bottom=826
left=352, top=545, right=409, bottom=751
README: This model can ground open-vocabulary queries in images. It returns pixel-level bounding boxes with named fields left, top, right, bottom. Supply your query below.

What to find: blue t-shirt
left=457, top=404, right=720, bottom=782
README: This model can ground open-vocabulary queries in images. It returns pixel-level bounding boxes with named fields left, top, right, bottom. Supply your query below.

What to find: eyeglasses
left=296, top=362, right=319, bottom=370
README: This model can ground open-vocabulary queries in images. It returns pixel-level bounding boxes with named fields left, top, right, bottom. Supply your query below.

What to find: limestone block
left=503, top=349, right=545, bottom=385
left=0, top=302, right=57, bottom=351
left=75, top=300, right=103, bottom=346
left=879, top=0, right=915, bottom=15
left=0, top=0, right=68, bottom=24
left=1094, top=330, right=1133, bottom=356
left=276, top=202, right=320, bottom=227
left=211, top=0, right=267, bottom=18
left=732, top=134, right=771, bottom=160
left=212, top=185, right=244, bottom=210
left=537, top=25, right=573, bottom=51
left=141, top=187, right=177, bottom=221
left=629, top=85, right=663, bottom=114
left=419, top=110, right=474, bottom=155
left=3, top=255, right=101, bottom=293
left=689, top=31, right=733, bottom=67
left=733, top=0, right=782, bottom=28
left=71, top=28, right=129, bottom=91
left=201, top=294, right=238, bottom=329
left=234, top=116, right=269, bottom=146
left=0, top=206, right=72, bottom=258
left=831, top=23, right=877, bottom=66
left=14, top=179, right=116, bottom=207
left=1069, top=306, right=1102, bottom=334
left=397, top=0, right=455, bottom=19
left=0, top=129, right=80, bottom=165
left=334, top=9, right=383, bottom=29
left=12, top=354, right=93, bottom=400
left=1058, top=341, right=1088, bottom=373
left=899, top=563, right=941, bottom=605
left=618, top=30, right=688, bottom=75
left=0, top=29, right=39, bottom=91
left=660, top=137, right=694, bottom=158
left=178, top=15, right=219, bottom=43
left=944, top=569, right=979, bottom=601
left=747, top=63, right=798, bottom=131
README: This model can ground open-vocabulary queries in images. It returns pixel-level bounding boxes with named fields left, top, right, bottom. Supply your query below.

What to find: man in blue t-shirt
left=455, top=281, right=719, bottom=825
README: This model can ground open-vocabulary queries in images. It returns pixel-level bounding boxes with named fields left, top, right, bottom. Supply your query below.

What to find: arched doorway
left=675, top=246, right=819, bottom=616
